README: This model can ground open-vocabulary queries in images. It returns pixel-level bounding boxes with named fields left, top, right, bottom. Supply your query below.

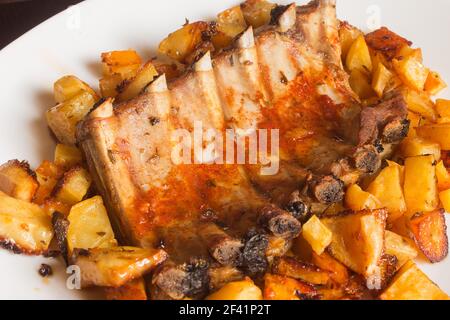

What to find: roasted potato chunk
left=417, top=123, right=450, bottom=150
left=206, top=277, right=262, bottom=300
left=54, top=144, right=83, bottom=170
left=400, top=137, right=441, bottom=162
left=436, top=99, right=450, bottom=118
left=367, top=164, right=406, bottom=223
left=345, top=184, right=381, bottom=212
left=273, top=256, right=331, bottom=286
left=339, top=21, right=363, bottom=60
left=380, top=261, right=448, bottom=300
left=0, top=160, right=38, bottom=202
left=116, top=61, right=158, bottom=102
left=212, top=6, right=247, bottom=50
left=424, top=71, right=447, bottom=95
left=41, top=198, right=71, bottom=217
left=311, top=252, right=349, bottom=285
left=404, top=155, right=439, bottom=215
left=321, top=209, right=387, bottom=282
left=349, top=69, right=375, bottom=99
left=101, top=50, right=142, bottom=78
left=0, top=191, right=53, bottom=254
left=263, top=274, right=317, bottom=300
left=301, top=215, right=332, bottom=255
left=393, top=54, right=429, bottom=91
left=346, top=35, right=372, bottom=73
left=67, top=196, right=117, bottom=253
left=54, top=75, right=98, bottom=104
left=99, top=74, right=123, bottom=98
left=439, top=189, right=450, bottom=212
left=241, top=0, right=275, bottom=29
left=46, top=90, right=98, bottom=145
left=52, top=166, right=92, bottom=206
left=159, top=21, right=210, bottom=63
left=436, top=160, right=450, bottom=190
left=372, top=61, right=393, bottom=97
left=403, top=88, right=437, bottom=121
left=365, top=27, right=412, bottom=61
left=410, top=209, right=448, bottom=263
left=72, top=246, right=167, bottom=288
left=104, top=278, right=147, bottom=300
left=385, top=230, right=418, bottom=270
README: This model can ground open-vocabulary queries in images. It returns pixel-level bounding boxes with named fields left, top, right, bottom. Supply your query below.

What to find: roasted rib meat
left=77, top=0, right=408, bottom=299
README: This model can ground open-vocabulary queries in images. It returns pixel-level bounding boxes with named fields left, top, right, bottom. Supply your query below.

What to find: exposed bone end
left=242, top=229, right=269, bottom=276
left=309, top=175, right=344, bottom=204
left=89, top=98, right=114, bottom=119
left=285, top=190, right=312, bottom=223
left=145, top=74, right=168, bottom=93
left=194, top=51, right=212, bottom=72
left=354, top=146, right=381, bottom=174
left=236, top=26, right=255, bottom=49
left=382, top=118, right=410, bottom=144
left=208, top=266, right=244, bottom=292
left=199, top=223, right=243, bottom=267
left=258, top=205, right=301, bottom=240
left=152, top=259, right=210, bottom=300
left=271, top=3, right=297, bottom=32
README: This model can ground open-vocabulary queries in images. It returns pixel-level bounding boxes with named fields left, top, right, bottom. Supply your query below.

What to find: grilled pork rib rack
left=78, top=0, right=409, bottom=299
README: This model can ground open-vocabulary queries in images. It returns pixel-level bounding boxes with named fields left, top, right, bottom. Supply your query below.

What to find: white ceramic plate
left=0, top=0, right=449, bottom=300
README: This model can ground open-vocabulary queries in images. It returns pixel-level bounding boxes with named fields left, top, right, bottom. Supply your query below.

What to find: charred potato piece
left=263, top=274, right=317, bottom=300
left=417, top=123, right=450, bottom=150
left=212, top=6, right=247, bottom=50
left=67, top=196, right=117, bottom=253
left=104, top=278, right=147, bottom=300
left=34, top=161, right=62, bottom=205
left=409, top=209, right=448, bottom=263
left=54, top=144, right=83, bottom=170
left=241, top=0, right=276, bottom=29
left=158, top=21, right=210, bottom=63
left=0, top=160, right=38, bottom=202
left=206, top=277, right=262, bottom=300
left=404, top=155, right=439, bottom=216
left=54, top=75, right=98, bottom=104
left=385, top=230, right=418, bottom=270
left=46, top=90, right=98, bottom=145
left=72, top=246, right=167, bottom=288
left=52, top=166, right=92, bottom=206
left=321, top=209, right=387, bottom=282
left=0, top=191, right=53, bottom=254
left=365, top=27, right=412, bottom=61
left=116, top=61, right=158, bottom=102
left=380, top=261, right=448, bottom=300
left=273, top=256, right=331, bottom=286
left=301, top=215, right=332, bottom=255
left=311, top=252, right=349, bottom=286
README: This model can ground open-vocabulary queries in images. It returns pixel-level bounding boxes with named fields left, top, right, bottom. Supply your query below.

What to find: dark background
left=0, top=0, right=84, bottom=50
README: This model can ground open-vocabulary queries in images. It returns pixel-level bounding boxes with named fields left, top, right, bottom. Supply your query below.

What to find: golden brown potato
left=380, top=261, right=448, bottom=300
left=311, top=252, right=349, bottom=286
left=263, top=274, right=317, bottom=300
left=71, top=246, right=167, bottom=288
left=212, top=6, right=247, bottom=50
left=345, top=184, right=381, bottom=212
left=46, top=90, right=98, bottom=145
left=41, top=198, right=71, bottom=217
left=101, top=50, right=142, bottom=78
left=34, top=161, right=62, bottom=205
left=159, top=21, right=210, bottom=63
left=349, top=69, right=376, bottom=99
left=404, top=155, right=439, bottom=215
left=424, top=71, right=447, bottom=96
left=206, top=277, right=262, bottom=300
left=99, top=74, right=123, bottom=98
left=372, top=61, right=393, bottom=97
left=436, top=160, right=450, bottom=190
left=367, top=163, right=406, bottom=223
left=436, top=99, right=450, bottom=118
left=400, top=137, right=441, bottom=162
left=339, top=21, right=363, bottom=60
left=403, top=88, right=438, bottom=121
left=52, top=166, right=92, bottom=206
left=104, top=278, right=147, bottom=300
left=0, top=160, right=39, bottom=202
left=54, top=144, right=83, bottom=170
left=393, top=54, right=429, bottom=91
left=116, top=61, right=158, bottom=102
left=406, top=111, right=422, bottom=137
left=241, top=0, right=275, bottom=29
left=54, top=75, right=98, bottom=104
left=346, top=35, right=373, bottom=73
left=67, top=196, right=117, bottom=253
left=321, top=209, right=387, bottom=282
left=385, top=230, right=418, bottom=270
left=410, top=209, right=448, bottom=263
left=439, top=189, right=450, bottom=213
left=301, top=215, right=332, bottom=255
left=273, top=256, right=331, bottom=286
left=417, top=123, right=450, bottom=150
left=0, top=191, right=53, bottom=254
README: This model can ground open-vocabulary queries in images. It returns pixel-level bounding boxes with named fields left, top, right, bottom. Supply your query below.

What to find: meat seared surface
left=77, top=0, right=408, bottom=299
